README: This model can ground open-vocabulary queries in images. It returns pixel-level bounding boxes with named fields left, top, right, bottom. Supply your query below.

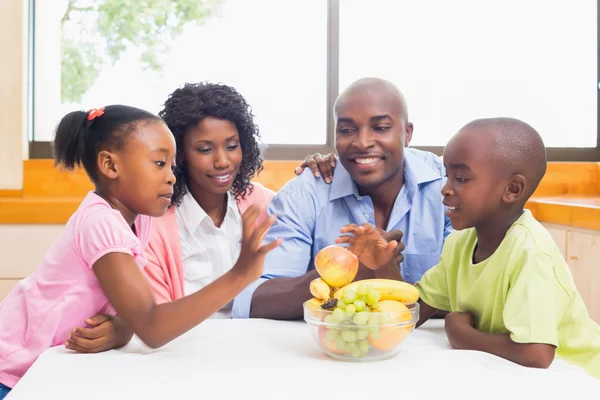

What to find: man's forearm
left=353, top=260, right=402, bottom=282
left=249, top=257, right=402, bottom=320
left=249, top=270, right=320, bottom=320
left=374, top=259, right=403, bottom=281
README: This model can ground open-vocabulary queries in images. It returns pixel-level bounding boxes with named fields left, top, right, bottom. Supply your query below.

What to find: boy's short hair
left=459, top=117, right=547, bottom=200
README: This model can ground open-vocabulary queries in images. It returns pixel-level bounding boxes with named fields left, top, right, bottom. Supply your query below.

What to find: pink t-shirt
left=0, top=191, right=151, bottom=388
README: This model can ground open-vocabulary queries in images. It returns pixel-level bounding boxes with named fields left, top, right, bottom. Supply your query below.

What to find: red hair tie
left=87, top=107, right=105, bottom=121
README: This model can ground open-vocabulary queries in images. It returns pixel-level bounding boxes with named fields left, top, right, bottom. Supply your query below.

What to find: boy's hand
left=294, top=152, right=336, bottom=183
left=335, top=223, right=398, bottom=270
left=444, top=311, right=475, bottom=348
left=66, top=314, right=133, bottom=353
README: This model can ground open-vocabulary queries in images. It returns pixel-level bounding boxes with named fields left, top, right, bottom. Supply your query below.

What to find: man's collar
left=329, top=160, right=358, bottom=201
left=403, top=148, right=443, bottom=186
left=329, top=149, right=442, bottom=201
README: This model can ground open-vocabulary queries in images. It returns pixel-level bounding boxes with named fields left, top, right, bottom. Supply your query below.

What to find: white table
left=8, top=320, right=599, bottom=399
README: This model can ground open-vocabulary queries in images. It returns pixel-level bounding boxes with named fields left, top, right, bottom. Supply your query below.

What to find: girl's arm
left=66, top=245, right=169, bottom=354
left=94, top=204, right=281, bottom=349
left=93, top=253, right=252, bottom=348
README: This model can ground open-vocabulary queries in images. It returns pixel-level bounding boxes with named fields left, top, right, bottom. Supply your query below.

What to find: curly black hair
left=159, top=82, right=264, bottom=207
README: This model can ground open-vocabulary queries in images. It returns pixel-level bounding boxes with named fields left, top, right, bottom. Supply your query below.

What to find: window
left=30, top=0, right=330, bottom=159
left=30, top=0, right=600, bottom=161
left=340, top=0, right=599, bottom=158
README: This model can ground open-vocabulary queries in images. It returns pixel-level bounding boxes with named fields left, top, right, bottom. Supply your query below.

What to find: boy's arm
left=416, top=299, right=439, bottom=327
left=445, top=251, right=566, bottom=369
left=413, top=253, right=451, bottom=327
left=444, top=312, right=555, bottom=368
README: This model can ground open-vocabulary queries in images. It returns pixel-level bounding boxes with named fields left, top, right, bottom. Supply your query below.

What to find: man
left=232, top=77, right=452, bottom=320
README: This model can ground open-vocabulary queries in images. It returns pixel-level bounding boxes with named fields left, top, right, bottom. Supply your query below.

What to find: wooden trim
left=0, top=190, right=23, bottom=198
left=0, top=160, right=302, bottom=224
left=17, top=159, right=300, bottom=197
left=597, top=163, right=600, bottom=194
left=2, top=160, right=600, bottom=226
left=532, top=162, right=599, bottom=196
left=0, top=196, right=83, bottom=224
left=17, top=159, right=600, bottom=198
left=526, top=197, right=600, bottom=231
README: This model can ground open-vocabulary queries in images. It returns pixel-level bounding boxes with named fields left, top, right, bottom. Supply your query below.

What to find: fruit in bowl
left=314, top=245, right=359, bottom=288
left=303, top=279, right=420, bottom=361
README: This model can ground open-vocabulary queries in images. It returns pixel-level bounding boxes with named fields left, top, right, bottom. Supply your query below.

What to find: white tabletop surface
left=7, top=319, right=600, bottom=399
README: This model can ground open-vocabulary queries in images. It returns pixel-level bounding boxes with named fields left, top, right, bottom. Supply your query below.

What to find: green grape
left=345, top=304, right=356, bottom=316
left=324, top=315, right=337, bottom=324
left=356, top=284, right=368, bottom=296
left=346, top=341, right=358, bottom=351
left=341, top=330, right=357, bottom=342
left=325, top=329, right=339, bottom=342
left=368, top=313, right=380, bottom=327
left=332, top=308, right=346, bottom=323
left=370, top=330, right=381, bottom=339
left=342, top=289, right=357, bottom=304
left=366, top=290, right=379, bottom=306
left=353, top=299, right=366, bottom=312
left=356, top=329, right=369, bottom=340
left=350, top=347, right=361, bottom=358
left=352, top=311, right=370, bottom=325
left=336, top=300, right=347, bottom=310
left=335, top=335, right=346, bottom=351
left=359, top=340, right=370, bottom=354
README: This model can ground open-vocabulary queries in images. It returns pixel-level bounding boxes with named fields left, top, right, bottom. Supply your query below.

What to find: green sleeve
left=503, top=250, right=569, bottom=347
left=415, top=259, right=451, bottom=312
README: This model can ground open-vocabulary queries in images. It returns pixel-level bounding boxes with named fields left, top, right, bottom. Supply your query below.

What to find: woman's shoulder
left=148, top=207, right=179, bottom=241
left=247, top=181, right=276, bottom=202
left=237, top=182, right=275, bottom=212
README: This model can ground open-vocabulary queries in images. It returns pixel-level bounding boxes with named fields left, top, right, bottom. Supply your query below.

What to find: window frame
left=27, top=0, right=600, bottom=161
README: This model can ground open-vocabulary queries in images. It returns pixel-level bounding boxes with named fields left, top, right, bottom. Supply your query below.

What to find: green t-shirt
left=416, top=209, right=600, bottom=379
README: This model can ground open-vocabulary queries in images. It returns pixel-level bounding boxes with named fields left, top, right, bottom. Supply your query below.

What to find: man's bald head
left=334, top=77, right=409, bottom=122
left=454, top=117, right=547, bottom=196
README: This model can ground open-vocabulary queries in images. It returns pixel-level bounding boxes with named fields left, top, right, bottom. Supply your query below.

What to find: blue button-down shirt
left=232, top=148, right=452, bottom=318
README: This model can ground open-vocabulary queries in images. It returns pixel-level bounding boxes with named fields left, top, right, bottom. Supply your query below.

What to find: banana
left=309, top=277, right=332, bottom=300
left=332, top=279, right=419, bottom=305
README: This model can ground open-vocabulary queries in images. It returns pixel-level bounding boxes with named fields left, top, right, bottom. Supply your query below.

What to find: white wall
left=0, top=0, right=28, bottom=189
left=0, top=225, right=65, bottom=298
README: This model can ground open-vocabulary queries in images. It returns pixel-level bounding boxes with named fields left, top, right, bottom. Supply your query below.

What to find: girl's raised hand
left=231, top=204, right=283, bottom=282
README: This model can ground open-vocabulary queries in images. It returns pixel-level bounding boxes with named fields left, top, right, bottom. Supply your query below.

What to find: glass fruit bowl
left=303, top=299, right=419, bottom=361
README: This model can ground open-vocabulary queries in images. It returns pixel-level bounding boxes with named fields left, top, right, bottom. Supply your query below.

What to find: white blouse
left=175, top=189, right=242, bottom=319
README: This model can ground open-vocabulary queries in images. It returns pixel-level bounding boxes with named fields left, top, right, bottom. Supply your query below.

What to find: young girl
left=65, top=83, right=335, bottom=353
left=0, top=105, right=281, bottom=398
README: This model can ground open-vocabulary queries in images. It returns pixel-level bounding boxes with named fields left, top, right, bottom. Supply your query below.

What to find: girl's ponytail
left=52, top=110, right=89, bottom=171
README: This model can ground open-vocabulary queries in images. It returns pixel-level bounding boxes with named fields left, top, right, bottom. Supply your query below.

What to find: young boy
left=415, top=117, right=600, bottom=379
